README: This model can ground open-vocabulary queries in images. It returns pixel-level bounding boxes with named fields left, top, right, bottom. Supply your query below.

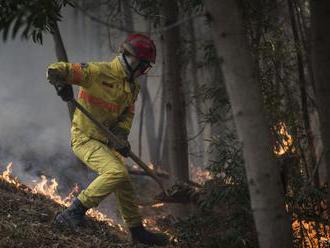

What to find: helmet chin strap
left=123, top=53, right=142, bottom=82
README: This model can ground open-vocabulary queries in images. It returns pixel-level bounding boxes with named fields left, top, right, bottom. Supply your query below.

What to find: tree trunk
left=161, top=0, right=189, bottom=182
left=310, top=0, right=330, bottom=215
left=121, top=0, right=134, bottom=34
left=51, top=22, right=75, bottom=120
left=186, top=18, right=205, bottom=168
left=287, top=0, right=319, bottom=185
left=204, top=0, right=292, bottom=247
left=136, top=19, right=159, bottom=165
left=158, top=55, right=169, bottom=171
left=139, top=80, right=159, bottom=164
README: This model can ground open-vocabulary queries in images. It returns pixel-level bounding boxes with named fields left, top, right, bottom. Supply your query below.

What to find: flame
left=0, top=162, right=124, bottom=232
left=32, top=176, right=64, bottom=204
left=63, top=183, right=80, bottom=204
left=292, top=220, right=330, bottom=247
left=274, top=122, right=294, bottom=156
left=190, top=165, right=212, bottom=184
left=87, top=209, right=124, bottom=232
left=1, top=162, right=20, bottom=186
left=142, top=216, right=178, bottom=244
left=132, top=162, right=154, bottom=171
left=143, top=218, right=161, bottom=232
left=151, top=203, right=165, bottom=208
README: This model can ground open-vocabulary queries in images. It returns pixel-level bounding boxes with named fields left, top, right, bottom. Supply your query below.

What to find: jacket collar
left=113, top=56, right=139, bottom=94
left=116, top=55, right=130, bottom=79
left=111, top=56, right=129, bottom=80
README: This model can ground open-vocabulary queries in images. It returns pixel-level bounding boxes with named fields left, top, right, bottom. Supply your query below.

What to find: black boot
left=53, top=198, right=88, bottom=230
left=129, top=224, right=169, bottom=246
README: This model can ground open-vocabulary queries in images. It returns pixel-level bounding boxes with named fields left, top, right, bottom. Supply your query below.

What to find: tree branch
left=76, top=4, right=204, bottom=35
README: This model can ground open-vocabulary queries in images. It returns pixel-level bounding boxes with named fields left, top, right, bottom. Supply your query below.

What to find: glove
left=115, top=141, right=131, bottom=157
left=47, top=68, right=67, bottom=85
left=108, top=127, right=131, bottom=157
left=55, top=84, right=74, bottom=102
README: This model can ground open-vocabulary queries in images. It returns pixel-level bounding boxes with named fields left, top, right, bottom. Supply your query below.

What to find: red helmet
left=120, top=34, right=156, bottom=63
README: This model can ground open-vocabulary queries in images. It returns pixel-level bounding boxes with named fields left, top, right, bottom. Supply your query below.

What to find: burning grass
left=1, top=160, right=328, bottom=247
left=0, top=163, right=130, bottom=247
left=0, top=162, right=176, bottom=247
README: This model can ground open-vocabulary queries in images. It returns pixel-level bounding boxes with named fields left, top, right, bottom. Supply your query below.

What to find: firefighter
left=47, top=34, right=168, bottom=246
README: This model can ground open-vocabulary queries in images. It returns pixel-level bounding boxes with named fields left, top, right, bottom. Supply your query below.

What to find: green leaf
left=12, top=13, right=23, bottom=39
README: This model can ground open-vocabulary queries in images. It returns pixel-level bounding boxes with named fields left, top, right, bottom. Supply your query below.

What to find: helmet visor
left=139, top=61, right=152, bottom=74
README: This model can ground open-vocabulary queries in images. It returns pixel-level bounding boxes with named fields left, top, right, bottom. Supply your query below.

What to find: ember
left=190, top=165, right=212, bottom=184
left=151, top=203, right=165, bottom=208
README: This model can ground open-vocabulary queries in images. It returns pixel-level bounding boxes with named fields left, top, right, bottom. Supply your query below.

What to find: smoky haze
left=0, top=8, right=114, bottom=190
left=0, top=7, right=165, bottom=192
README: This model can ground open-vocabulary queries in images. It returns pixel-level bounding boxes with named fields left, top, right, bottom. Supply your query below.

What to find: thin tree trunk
left=139, top=82, right=159, bottom=164
left=137, top=19, right=159, bottom=165
left=186, top=18, right=205, bottom=167
left=310, top=0, right=330, bottom=216
left=161, top=0, right=189, bottom=182
left=138, top=87, right=145, bottom=158
left=292, top=0, right=328, bottom=185
left=287, top=0, right=319, bottom=185
left=204, top=0, right=292, bottom=247
left=51, top=22, right=75, bottom=120
left=158, top=60, right=169, bottom=171
left=121, top=0, right=134, bottom=35
left=51, top=20, right=89, bottom=185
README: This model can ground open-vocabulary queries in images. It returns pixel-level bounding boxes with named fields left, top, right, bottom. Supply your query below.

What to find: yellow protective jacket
left=48, top=57, right=140, bottom=143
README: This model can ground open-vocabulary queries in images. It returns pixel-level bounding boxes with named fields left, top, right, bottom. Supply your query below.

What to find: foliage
left=171, top=212, right=257, bottom=248
left=0, top=0, right=73, bottom=43
left=1, top=0, right=328, bottom=246
left=197, top=0, right=329, bottom=247
left=130, top=0, right=161, bottom=27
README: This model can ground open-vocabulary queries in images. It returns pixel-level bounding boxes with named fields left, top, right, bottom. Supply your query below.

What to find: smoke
left=0, top=6, right=167, bottom=195
left=0, top=8, right=104, bottom=190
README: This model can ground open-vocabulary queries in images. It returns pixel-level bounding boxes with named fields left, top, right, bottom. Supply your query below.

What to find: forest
left=0, top=0, right=330, bottom=247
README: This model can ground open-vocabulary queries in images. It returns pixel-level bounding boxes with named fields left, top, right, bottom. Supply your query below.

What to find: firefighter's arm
left=108, top=105, right=135, bottom=157
left=114, top=104, right=135, bottom=138
left=47, top=62, right=101, bottom=88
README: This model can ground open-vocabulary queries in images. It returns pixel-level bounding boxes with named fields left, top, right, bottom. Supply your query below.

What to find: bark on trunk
left=161, top=0, right=189, bottom=182
left=310, top=0, right=330, bottom=215
left=186, top=18, right=205, bottom=167
left=204, top=0, right=292, bottom=247
left=287, top=0, right=319, bottom=185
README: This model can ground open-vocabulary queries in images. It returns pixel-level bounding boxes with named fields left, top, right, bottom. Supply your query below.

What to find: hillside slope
left=0, top=177, right=138, bottom=248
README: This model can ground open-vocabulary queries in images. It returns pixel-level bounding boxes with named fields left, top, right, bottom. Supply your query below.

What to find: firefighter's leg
left=114, top=179, right=142, bottom=227
left=72, top=137, right=142, bottom=227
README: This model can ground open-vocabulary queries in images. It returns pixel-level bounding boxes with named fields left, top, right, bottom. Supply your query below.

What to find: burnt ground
left=0, top=178, right=131, bottom=248
left=0, top=175, right=218, bottom=248
left=0, top=175, right=257, bottom=248
left=0, top=177, right=186, bottom=248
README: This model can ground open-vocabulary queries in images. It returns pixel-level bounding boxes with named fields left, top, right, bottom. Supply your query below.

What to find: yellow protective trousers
left=72, top=130, right=141, bottom=228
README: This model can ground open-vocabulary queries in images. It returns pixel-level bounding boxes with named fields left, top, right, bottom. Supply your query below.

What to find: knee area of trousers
left=103, top=169, right=129, bottom=180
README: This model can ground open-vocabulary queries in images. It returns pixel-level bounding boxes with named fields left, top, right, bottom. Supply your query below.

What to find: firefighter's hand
left=108, top=127, right=131, bottom=157
left=55, top=84, right=74, bottom=102
left=115, top=141, right=131, bottom=157
left=47, top=67, right=66, bottom=85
